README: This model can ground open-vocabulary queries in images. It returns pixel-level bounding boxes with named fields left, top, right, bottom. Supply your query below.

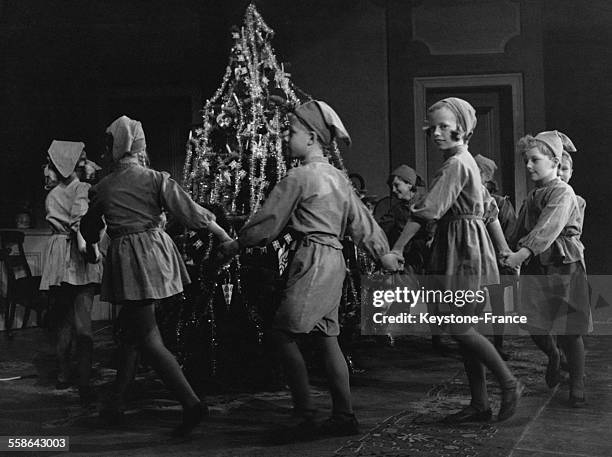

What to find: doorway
left=414, top=74, right=525, bottom=205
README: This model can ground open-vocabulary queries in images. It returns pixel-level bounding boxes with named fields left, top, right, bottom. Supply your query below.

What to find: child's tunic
left=511, top=177, right=590, bottom=333
left=40, top=179, right=102, bottom=290
left=409, top=145, right=499, bottom=291
left=81, top=162, right=217, bottom=303
left=237, top=157, right=389, bottom=336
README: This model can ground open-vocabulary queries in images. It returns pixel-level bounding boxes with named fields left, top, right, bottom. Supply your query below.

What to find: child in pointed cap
left=80, top=115, right=232, bottom=436
left=291, top=100, right=351, bottom=147
left=106, top=115, right=146, bottom=161
left=40, top=140, right=103, bottom=406
left=505, top=131, right=590, bottom=406
left=219, top=100, right=393, bottom=440
left=385, top=97, right=522, bottom=422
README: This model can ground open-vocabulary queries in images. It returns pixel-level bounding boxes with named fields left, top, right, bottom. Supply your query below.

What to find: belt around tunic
left=107, top=224, right=162, bottom=239
left=440, top=214, right=485, bottom=223
left=51, top=232, right=71, bottom=237
left=294, top=233, right=343, bottom=250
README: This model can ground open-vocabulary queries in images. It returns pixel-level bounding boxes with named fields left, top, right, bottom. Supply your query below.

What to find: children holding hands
left=381, top=97, right=522, bottom=422
left=219, top=99, right=395, bottom=439
left=80, top=115, right=232, bottom=436
left=503, top=131, right=590, bottom=406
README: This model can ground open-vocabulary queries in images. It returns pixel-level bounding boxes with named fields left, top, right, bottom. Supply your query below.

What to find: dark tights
left=452, top=326, right=516, bottom=411
left=531, top=332, right=585, bottom=396
left=112, top=302, right=199, bottom=410
left=559, top=335, right=585, bottom=396
left=269, top=328, right=352, bottom=416
left=53, top=284, right=95, bottom=388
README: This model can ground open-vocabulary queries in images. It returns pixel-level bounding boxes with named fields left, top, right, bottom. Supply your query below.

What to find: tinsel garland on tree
left=162, top=4, right=362, bottom=384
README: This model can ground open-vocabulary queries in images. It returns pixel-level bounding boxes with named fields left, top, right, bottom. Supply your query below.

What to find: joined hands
left=499, top=247, right=530, bottom=270
left=217, top=239, right=240, bottom=266
left=381, top=250, right=404, bottom=273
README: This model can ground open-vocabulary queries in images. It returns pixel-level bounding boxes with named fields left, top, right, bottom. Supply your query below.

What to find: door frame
left=413, top=73, right=526, bottom=204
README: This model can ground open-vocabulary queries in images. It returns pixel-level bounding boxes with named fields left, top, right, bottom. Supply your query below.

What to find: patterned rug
left=336, top=408, right=498, bottom=457
left=335, top=337, right=550, bottom=457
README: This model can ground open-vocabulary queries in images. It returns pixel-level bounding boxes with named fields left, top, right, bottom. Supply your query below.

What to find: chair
left=0, top=230, right=47, bottom=339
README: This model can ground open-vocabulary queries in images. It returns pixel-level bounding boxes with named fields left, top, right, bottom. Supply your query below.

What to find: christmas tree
left=165, top=4, right=308, bottom=383
left=162, top=4, right=359, bottom=385
left=182, top=4, right=303, bottom=219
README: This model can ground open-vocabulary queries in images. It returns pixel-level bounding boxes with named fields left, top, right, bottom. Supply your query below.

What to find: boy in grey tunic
left=220, top=100, right=393, bottom=439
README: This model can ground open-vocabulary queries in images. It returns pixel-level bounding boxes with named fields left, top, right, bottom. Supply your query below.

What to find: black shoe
left=545, top=351, right=561, bottom=388
left=568, top=394, right=587, bottom=408
left=315, top=413, right=360, bottom=437
left=498, top=380, right=525, bottom=421
left=171, top=402, right=208, bottom=437
left=442, top=405, right=492, bottom=424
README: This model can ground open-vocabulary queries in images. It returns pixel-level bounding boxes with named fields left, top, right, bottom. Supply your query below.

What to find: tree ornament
left=216, top=112, right=234, bottom=129
left=222, top=282, right=234, bottom=307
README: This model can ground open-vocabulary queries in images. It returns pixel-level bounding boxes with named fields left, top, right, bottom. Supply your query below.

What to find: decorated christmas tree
left=182, top=4, right=349, bottom=218
left=161, top=4, right=307, bottom=383
left=161, top=4, right=360, bottom=385
left=183, top=4, right=300, bottom=218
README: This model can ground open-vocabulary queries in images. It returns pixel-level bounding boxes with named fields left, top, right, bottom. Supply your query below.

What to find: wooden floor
left=0, top=327, right=610, bottom=457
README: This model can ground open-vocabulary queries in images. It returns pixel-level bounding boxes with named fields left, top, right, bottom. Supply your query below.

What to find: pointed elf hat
left=269, top=95, right=351, bottom=147
left=106, top=115, right=146, bottom=161
left=557, top=131, right=577, bottom=153
left=48, top=140, right=85, bottom=178
left=534, top=130, right=564, bottom=160
left=293, top=100, right=351, bottom=147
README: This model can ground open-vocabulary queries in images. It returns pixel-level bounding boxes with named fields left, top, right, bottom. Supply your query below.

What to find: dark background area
left=1, top=0, right=610, bottom=272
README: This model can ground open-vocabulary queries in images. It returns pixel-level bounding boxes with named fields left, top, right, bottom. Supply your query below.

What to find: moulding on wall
left=413, top=73, right=526, bottom=205
left=412, top=0, right=521, bottom=55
